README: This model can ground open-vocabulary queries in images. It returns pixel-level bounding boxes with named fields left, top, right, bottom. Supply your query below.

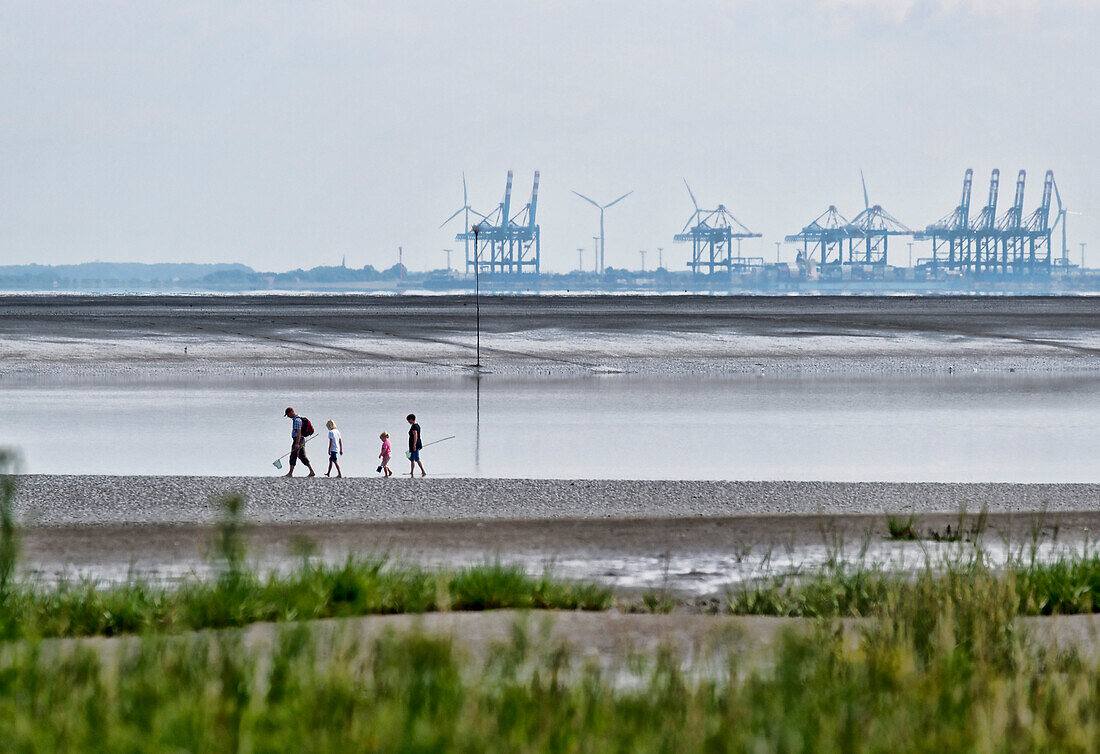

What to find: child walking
left=378, top=431, right=392, bottom=477
left=325, top=420, right=343, bottom=478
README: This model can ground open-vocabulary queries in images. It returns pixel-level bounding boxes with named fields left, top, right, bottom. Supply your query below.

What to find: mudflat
left=2, top=294, right=1098, bottom=380
left=20, top=509, right=1100, bottom=567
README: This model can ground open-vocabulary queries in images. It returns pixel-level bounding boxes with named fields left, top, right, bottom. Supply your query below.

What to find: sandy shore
left=11, top=475, right=1098, bottom=595
left=15, top=476, right=1100, bottom=526
left=2, top=294, right=1098, bottom=381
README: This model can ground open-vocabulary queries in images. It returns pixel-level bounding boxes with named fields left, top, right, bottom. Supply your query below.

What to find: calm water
left=4, top=375, right=1098, bottom=481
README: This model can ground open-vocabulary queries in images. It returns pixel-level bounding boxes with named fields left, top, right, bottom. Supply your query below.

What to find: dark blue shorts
left=409, top=450, right=420, bottom=462
left=329, top=451, right=338, bottom=463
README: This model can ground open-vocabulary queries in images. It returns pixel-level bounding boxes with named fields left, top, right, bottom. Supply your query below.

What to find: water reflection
left=475, top=372, right=481, bottom=476
left=5, top=374, right=1099, bottom=481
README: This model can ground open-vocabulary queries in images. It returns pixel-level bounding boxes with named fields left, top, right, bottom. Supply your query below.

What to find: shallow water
left=4, top=374, right=1099, bottom=481
left=23, top=537, right=1088, bottom=597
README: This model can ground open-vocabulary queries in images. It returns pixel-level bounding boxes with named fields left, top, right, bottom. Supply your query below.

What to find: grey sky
left=2, top=0, right=1097, bottom=272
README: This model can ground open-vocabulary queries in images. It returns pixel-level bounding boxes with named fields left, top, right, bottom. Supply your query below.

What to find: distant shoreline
left=3, top=284, right=1100, bottom=295
left=3, top=260, right=1100, bottom=295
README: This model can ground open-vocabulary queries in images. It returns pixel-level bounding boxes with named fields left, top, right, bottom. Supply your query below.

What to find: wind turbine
left=681, top=179, right=703, bottom=232
left=1050, top=177, right=1082, bottom=265
left=440, top=172, right=486, bottom=270
left=572, top=188, right=632, bottom=274
left=860, top=169, right=870, bottom=212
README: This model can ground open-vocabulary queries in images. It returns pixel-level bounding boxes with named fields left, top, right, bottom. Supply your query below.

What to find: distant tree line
left=0, top=262, right=411, bottom=290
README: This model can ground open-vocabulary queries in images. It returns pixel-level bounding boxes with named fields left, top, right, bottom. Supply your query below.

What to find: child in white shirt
left=325, top=420, right=343, bottom=478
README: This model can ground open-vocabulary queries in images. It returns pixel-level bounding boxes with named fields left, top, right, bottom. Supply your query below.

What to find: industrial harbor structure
left=444, top=171, right=542, bottom=276
left=674, top=180, right=762, bottom=276
left=435, top=168, right=1083, bottom=289
left=784, top=174, right=914, bottom=278
left=918, top=169, right=1069, bottom=278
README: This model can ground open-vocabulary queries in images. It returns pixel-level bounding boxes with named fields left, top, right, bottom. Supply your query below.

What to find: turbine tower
left=572, top=189, right=632, bottom=274
left=1049, top=176, right=1081, bottom=266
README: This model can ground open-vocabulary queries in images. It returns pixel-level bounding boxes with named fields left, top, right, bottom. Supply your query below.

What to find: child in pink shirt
left=378, top=432, right=392, bottom=477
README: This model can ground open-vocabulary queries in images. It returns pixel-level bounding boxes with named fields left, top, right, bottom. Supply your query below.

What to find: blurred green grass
left=6, top=463, right=1100, bottom=749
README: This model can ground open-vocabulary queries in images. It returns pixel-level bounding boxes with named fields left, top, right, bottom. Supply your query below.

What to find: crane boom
left=502, top=170, right=513, bottom=227
left=978, top=169, right=1000, bottom=230
left=1035, top=170, right=1054, bottom=231
left=1006, top=170, right=1026, bottom=229
left=959, top=168, right=973, bottom=229
left=528, top=171, right=539, bottom=229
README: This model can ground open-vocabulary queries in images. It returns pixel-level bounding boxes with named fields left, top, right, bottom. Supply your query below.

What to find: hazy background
left=1, top=0, right=1096, bottom=273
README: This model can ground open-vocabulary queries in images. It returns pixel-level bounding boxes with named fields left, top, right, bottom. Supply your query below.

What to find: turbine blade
left=603, top=191, right=632, bottom=209
left=683, top=179, right=700, bottom=212
left=572, top=190, right=601, bottom=208
left=861, top=169, right=869, bottom=211
left=440, top=206, right=464, bottom=228
left=462, top=172, right=468, bottom=205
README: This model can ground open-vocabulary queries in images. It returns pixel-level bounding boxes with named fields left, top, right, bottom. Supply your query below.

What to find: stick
left=405, top=435, right=456, bottom=459
left=272, top=434, right=320, bottom=468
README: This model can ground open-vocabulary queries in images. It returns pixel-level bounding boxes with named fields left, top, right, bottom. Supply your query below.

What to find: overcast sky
left=2, top=0, right=1097, bottom=272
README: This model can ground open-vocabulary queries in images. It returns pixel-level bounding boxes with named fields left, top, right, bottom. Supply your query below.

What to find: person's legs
left=416, top=460, right=426, bottom=477
left=300, top=447, right=316, bottom=477
left=285, top=443, right=297, bottom=477
left=334, top=456, right=342, bottom=478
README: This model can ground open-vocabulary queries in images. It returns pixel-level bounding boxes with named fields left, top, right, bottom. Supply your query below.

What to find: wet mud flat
left=2, top=294, right=1098, bottom=380
left=3, top=294, right=1098, bottom=341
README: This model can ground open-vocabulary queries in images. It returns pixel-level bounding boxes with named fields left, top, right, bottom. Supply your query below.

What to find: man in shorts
left=407, top=413, right=426, bottom=477
left=284, top=407, right=316, bottom=477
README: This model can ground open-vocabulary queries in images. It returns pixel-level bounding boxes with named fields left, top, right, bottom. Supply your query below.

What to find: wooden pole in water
left=473, top=224, right=481, bottom=369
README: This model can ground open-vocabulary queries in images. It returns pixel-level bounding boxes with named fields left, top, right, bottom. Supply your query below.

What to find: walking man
left=284, top=407, right=316, bottom=477
left=407, top=413, right=426, bottom=477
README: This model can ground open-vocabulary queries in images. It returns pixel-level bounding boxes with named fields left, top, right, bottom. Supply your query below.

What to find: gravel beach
left=15, top=476, right=1100, bottom=526
left=12, top=476, right=1100, bottom=596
